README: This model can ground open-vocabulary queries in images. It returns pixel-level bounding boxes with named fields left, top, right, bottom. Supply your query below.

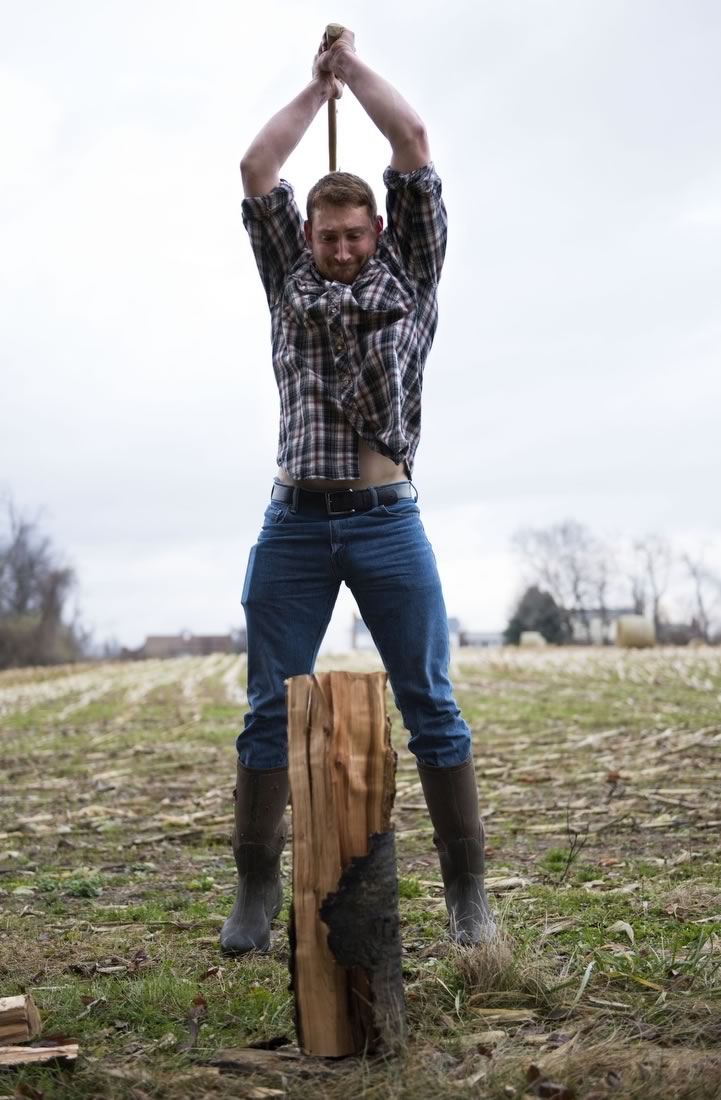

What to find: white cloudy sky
left=2, top=0, right=720, bottom=651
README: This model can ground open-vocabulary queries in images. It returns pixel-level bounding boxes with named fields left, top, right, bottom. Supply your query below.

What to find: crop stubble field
left=1, top=648, right=720, bottom=1099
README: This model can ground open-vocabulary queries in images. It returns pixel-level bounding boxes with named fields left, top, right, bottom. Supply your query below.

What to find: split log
left=0, top=1043, right=78, bottom=1067
left=0, top=995, right=41, bottom=1044
left=287, top=670, right=405, bottom=1057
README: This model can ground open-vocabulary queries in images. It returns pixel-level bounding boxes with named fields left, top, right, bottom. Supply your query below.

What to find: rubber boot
left=219, top=761, right=289, bottom=955
left=417, top=757, right=496, bottom=945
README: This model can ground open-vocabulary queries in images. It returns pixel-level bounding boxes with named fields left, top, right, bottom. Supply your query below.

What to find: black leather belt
left=271, top=480, right=415, bottom=516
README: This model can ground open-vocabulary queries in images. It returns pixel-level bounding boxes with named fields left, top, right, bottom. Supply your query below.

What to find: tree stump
left=287, top=670, right=405, bottom=1057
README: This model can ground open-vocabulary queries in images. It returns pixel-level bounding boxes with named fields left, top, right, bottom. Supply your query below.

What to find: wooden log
left=287, top=670, right=403, bottom=1057
left=0, top=995, right=42, bottom=1044
left=616, top=615, right=655, bottom=648
left=0, top=1043, right=79, bottom=1067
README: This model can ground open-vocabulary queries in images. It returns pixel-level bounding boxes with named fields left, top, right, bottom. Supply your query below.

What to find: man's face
left=304, top=203, right=383, bottom=284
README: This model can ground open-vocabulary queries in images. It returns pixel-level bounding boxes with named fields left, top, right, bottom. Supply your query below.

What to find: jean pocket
left=378, top=500, right=420, bottom=519
left=241, top=545, right=257, bottom=605
left=263, top=503, right=289, bottom=526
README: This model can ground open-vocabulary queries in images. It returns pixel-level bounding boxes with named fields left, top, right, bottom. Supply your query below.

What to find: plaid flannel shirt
left=241, top=162, right=447, bottom=480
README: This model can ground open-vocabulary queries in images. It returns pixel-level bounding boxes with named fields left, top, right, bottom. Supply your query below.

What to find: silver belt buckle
left=326, top=489, right=355, bottom=515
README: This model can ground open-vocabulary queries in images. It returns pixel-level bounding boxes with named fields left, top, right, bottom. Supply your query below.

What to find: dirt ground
left=1, top=647, right=720, bottom=1099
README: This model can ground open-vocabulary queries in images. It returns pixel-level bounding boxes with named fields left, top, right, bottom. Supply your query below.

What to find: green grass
left=1, top=648, right=720, bottom=1099
left=398, top=875, right=424, bottom=899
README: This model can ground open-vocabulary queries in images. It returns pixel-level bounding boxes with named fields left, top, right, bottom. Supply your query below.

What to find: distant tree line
left=506, top=520, right=721, bottom=645
left=0, top=497, right=86, bottom=669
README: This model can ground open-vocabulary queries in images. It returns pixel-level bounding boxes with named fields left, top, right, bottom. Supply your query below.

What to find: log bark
left=287, top=670, right=404, bottom=1057
left=0, top=995, right=41, bottom=1044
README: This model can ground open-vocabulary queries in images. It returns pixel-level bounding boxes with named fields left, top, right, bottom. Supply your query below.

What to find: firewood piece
left=0, top=1043, right=79, bottom=1067
left=287, top=671, right=403, bottom=1057
left=287, top=675, right=349, bottom=1056
left=0, top=995, right=42, bottom=1043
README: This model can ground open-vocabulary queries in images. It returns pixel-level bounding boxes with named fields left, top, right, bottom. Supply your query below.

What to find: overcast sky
left=2, top=0, right=720, bottom=651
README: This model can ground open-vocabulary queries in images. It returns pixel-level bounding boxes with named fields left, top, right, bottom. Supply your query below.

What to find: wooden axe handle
left=324, top=23, right=345, bottom=172
left=324, top=22, right=345, bottom=46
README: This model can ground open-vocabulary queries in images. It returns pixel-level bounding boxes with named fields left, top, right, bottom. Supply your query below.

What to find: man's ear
left=375, top=215, right=383, bottom=237
left=304, top=220, right=312, bottom=243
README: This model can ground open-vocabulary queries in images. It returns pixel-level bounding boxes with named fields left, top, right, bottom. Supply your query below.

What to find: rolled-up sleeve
left=383, top=163, right=448, bottom=285
left=242, top=181, right=306, bottom=306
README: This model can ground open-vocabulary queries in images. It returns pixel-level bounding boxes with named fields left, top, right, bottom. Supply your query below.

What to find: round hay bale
left=616, top=615, right=655, bottom=648
left=519, top=631, right=547, bottom=648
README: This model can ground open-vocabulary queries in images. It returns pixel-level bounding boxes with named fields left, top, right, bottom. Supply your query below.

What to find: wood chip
left=606, top=920, right=635, bottom=944
left=486, top=876, right=531, bottom=892
left=469, top=1008, right=536, bottom=1023
left=540, top=920, right=577, bottom=937
left=455, top=1029, right=508, bottom=1049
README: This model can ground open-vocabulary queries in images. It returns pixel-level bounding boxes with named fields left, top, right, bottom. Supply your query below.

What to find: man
left=220, top=28, right=495, bottom=954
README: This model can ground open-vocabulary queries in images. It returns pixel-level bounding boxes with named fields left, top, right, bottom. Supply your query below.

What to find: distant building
left=459, top=630, right=504, bottom=648
left=138, top=631, right=245, bottom=659
left=566, top=608, right=636, bottom=646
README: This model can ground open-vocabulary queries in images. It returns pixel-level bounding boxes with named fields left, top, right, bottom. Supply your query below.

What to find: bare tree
left=681, top=550, right=721, bottom=643
left=631, top=534, right=673, bottom=636
left=0, top=496, right=81, bottom=668
left=589, top=540, right=620, bottom=643
left=627, top=563, right=646, bottom=615
left=624, top=543, right=648, bottom=615
left=511, top=520, right=607, bottom=642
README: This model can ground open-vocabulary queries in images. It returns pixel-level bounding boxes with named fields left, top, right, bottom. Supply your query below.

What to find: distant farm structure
left=566, top=607, right=637, bottom=646
left=351, top=616, right=503, bottom=651
left=458, top=630, right=504, bottom=648
left=122, top=631, right=247, bottom=660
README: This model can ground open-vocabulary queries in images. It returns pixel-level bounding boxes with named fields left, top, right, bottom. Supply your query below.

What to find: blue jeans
left=237, top=489, right=472, bottom=769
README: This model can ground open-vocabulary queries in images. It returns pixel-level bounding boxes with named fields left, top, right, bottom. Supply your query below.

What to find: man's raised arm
left=316, top=32, right=431, bottom=173
left=240, top=67, right=342, bottom=198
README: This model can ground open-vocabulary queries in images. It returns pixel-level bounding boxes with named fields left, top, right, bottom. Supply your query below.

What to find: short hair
left=306, top=172, right=377, bottom=223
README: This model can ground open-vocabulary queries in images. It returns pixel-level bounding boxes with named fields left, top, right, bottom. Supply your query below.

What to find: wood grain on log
left=0, top=1043, right=79, bottom=1067
left=287, top=670, right=401, bottom=1057
left=0, top=994, right=42, bottom=1044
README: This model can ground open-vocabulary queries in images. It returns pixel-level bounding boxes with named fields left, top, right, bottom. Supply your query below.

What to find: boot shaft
left=416, top=757, right=483, bottom=846
left=417, top=756, right=495, bottom=943
left=220, top=761, right=289, bottom=955
left=232, top=760, right=289, bottom=848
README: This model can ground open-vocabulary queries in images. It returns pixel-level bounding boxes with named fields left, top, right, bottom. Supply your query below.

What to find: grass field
left=1, top=648, right=720, bottom=1099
